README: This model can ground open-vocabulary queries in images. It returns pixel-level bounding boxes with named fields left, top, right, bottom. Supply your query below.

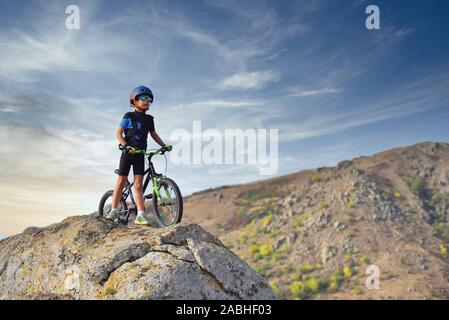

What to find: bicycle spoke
left=157, top=183, right=179, bottom=225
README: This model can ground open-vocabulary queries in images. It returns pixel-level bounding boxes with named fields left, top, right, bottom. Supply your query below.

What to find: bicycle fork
left=153, top=176, right=174, bottom=205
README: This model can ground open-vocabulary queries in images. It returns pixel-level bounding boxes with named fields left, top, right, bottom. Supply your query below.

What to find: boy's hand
left=164, top=144, right=173, bottom=152
left=126, top=146, right=137, bottom=155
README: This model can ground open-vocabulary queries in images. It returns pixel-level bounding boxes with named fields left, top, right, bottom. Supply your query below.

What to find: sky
left=1, top=0, right=449, bottom=236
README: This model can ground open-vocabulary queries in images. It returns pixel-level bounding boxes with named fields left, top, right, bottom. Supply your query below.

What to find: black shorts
left=118, top=152, right=145, bottom=176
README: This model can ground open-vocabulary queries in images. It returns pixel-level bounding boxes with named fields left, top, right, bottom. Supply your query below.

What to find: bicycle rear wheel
left=152, top=177, right=183, bottom=226
left=98, top=189, right=128, bottom=220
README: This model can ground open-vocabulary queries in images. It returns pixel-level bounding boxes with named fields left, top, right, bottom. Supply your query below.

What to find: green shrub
left=290, top=273, right=301, bottom=281
left=277, top=244, right=292, bottom=256
left=296, top=264, right=314, bottom=274
left=271, top=252, right=287, bottom=262
left=269, top=281, right=281, bottom=297
left=255, top=262, right=271, bottom=275
left=305, top=278, right=320, bottom=294
left=249, top=243, right=260, bottom=254
left=403, top=175, right=424, bottom=196
left=290, top=264, right=314, bottom=281
left=343, top=266, right=353, bottom=278
left=433, top=222, right=449, bottom=242
left=262, top=214, right=274, bottom=226
left=430, top=192, right=444, bottom=206
left=293, top=218, right=302, bottom=228
left=329, top=268, right=345, bottom=288
left=310, top=176, right=320, bottom=184
left=290, top=281, right=306, bottom=299
left=269, top=228, right=281, bottom=237
left=253, top=252, right=262, bottom=261
left=238, top=234, right=248, bottom=245
left=360, top=256, right=370, bottom=264
left=259, top=244, right=274, bottom=256
left=351, top=288, right=363, bottom=296
left=305, top=277, right=328, bottom=295
left=239, top=188, right=286, bottom=201
left=410, top=180, right=424, bottom=195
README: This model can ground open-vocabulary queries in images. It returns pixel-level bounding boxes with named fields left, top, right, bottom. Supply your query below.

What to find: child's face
left=134, top=96, right=151, bottom=111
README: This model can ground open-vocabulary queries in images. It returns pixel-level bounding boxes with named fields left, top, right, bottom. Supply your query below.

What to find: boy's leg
left=106, top=175, right=127, bottom=220
left=134, top=175, right=144, bottom=212
left=111, top=175, right=128, bottom=208
left=133, top=155, right=150, bottom=225
left=106, top=152, right=131, bottom=220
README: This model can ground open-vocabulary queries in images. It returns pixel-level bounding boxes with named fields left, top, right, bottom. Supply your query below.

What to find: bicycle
left=98, top=145, right=183, bottom=226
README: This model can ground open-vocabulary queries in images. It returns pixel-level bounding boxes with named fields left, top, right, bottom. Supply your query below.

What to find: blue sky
left=1, top=0, right=449, bottom=235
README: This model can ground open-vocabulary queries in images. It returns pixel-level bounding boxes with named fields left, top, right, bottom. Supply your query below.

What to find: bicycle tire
left=152, top=177, right=183, bottom=226
left=98, top=189, right=128, bottom=218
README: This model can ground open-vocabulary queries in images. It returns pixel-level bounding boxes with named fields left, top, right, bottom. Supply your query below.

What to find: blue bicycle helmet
left=129, top=85, right=154, bottom=107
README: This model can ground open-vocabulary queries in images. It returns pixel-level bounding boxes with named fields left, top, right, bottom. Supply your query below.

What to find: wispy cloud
left=0, top=27, right=131, bottom=83
left=217, top=70, right=280, bottom=90
left=172, top=99, right=263, bottom=110
left=287, top=87, right=341, bottom=97
left=279, top=73, right=449, bottom=142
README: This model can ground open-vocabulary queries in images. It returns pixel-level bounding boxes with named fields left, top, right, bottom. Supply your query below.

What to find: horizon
left=1, top=0, right=449, bottom=235
left=1, top=139, right=445, bottom=238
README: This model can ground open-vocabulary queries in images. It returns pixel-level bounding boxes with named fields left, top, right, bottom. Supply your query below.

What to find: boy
left=106, top=85, right=172, bottom=225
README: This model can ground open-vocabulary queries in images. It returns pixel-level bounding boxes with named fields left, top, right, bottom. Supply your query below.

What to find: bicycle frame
left=122, top=153, right=159, bottom=204
left=121, top=151, right=173, bottom=209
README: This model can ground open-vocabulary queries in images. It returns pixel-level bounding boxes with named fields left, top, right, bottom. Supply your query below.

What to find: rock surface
left=0, top=215, right=275, bottom=300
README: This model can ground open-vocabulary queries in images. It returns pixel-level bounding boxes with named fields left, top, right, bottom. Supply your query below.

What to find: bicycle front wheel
left=152, top=177, right=183, bottom=226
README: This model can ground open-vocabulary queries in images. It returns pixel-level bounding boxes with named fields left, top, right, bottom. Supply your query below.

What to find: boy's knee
left=117, top=176, right=127, bottom=185
left=134, top=182, right=143, bottom=189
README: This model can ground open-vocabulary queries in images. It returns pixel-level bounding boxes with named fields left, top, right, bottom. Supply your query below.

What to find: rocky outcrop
left=0, top=215, right=275, bottom=300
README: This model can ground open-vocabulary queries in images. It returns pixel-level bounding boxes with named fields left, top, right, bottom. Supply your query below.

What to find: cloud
left=217, top=70, right=280, bottom=90
left=0, top=123, right=119, bottom=234
left=160, top=98, right=283, bottom=137
left=172, top=99, right=263, bottom=110
left=394, top=28, right=415, bottom=40
left=279, top=74, right=449, bottom=142
left=288, top=87, right=341, bottom=97
left=0, top=27, right=132, bottom=83
left=371, top=26, right=416, bottom=50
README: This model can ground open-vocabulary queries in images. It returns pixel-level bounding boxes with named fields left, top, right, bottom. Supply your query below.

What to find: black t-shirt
left=119, top=110, right=155, bottom=149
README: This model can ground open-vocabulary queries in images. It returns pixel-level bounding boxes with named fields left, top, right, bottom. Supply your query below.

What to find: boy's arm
left=115, top=127, right=127, bottom=146
left=150, top=131, right=167, bottom=147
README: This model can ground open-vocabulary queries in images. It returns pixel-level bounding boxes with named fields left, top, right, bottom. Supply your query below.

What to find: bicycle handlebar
left=118, top=144, right=170, bottom=156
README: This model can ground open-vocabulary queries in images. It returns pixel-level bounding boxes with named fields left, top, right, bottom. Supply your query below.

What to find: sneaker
left=105, top=210, right=118, bottom=221
left=135, top=215, right=150, bottom=226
